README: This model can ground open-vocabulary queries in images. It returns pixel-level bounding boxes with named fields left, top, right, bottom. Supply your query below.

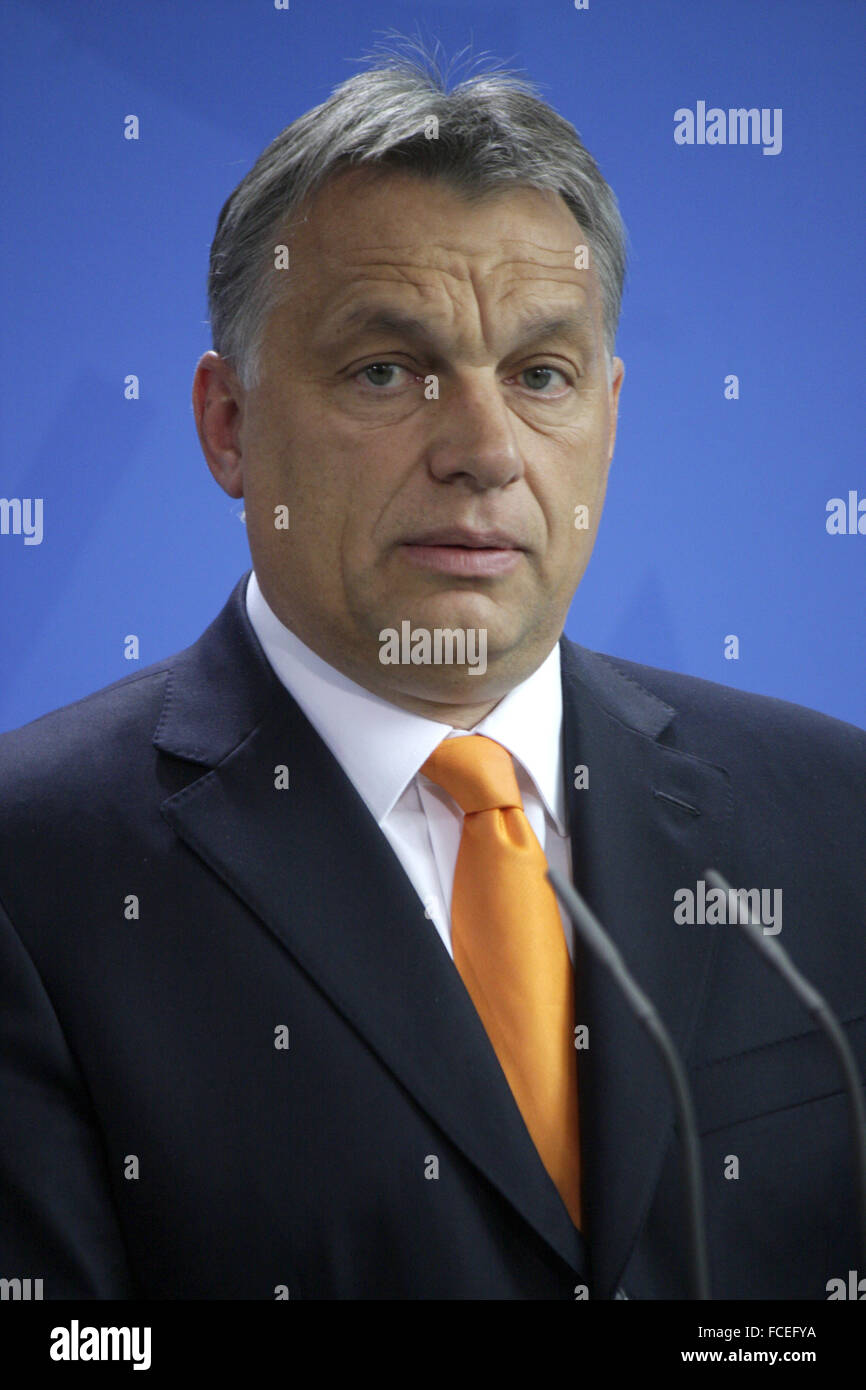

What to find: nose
left=425, top=373, right=524, bottom=491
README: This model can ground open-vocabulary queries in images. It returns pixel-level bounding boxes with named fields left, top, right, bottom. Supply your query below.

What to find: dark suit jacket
left=1, top=571, right=865, bottom=1299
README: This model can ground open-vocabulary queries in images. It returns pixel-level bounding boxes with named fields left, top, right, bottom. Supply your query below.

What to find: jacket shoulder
left=567, top=641, right=866, bottom=766
left=0, top=657, right=176, bottom=817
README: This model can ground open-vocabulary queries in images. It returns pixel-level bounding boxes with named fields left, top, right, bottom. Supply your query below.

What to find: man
left=1, top=51, right=864, bottom=1302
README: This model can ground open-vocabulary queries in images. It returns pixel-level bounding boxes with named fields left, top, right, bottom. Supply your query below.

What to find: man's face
left=196, top=166, right=624, bottom=718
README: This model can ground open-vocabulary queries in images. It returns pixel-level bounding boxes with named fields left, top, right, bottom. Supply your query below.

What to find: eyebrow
left=330, top=305, right=597, bottom=355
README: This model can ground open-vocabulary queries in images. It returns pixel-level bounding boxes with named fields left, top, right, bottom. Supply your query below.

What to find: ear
left=606, top=356, right=625, bottom=464
left=192, top=351, right=246, bottom=498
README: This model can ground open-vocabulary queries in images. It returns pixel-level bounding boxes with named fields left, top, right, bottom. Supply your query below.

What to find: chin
left=399, top=588, right=525, bottom=632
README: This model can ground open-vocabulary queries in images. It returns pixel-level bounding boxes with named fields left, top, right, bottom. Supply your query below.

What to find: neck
left=370, top=689, right=503, bottom=729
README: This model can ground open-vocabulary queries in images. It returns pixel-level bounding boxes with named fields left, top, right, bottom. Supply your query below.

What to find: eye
left=359, top=362, right=412, bottom=389
left=518, top=365, right=571, bottom=393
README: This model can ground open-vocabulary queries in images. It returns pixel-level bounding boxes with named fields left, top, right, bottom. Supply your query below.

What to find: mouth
left=398, top=529, right=525, bottom=578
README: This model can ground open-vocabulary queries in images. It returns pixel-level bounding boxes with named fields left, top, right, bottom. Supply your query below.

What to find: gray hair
left=207, top=45, right=628, bottom=390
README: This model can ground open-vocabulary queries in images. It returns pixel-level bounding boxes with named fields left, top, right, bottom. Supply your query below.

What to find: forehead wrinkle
left=330, top=255, right=591, bottom=323
left=310, top=233, right=580, bottom=273
left=320, top=274, right=469, bottom=331
left=300, top=236, right=598, bottom=361
left=468, top=261, right=597, bottom=357
left=297, top=229, right=588, bottom=323
left=322, top=261, right=590, bottom=317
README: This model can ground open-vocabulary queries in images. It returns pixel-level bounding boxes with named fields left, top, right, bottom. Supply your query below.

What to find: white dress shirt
left=245, top=570, right=575, bottom=961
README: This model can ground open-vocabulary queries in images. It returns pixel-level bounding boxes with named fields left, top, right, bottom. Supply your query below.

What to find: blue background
left=1, top=0, right=863, bottom=732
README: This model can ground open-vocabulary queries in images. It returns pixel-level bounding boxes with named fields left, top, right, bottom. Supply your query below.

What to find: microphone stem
left=547, top=866, right=711, bottom=1300
left=705, top=868, right=866, bottom=1273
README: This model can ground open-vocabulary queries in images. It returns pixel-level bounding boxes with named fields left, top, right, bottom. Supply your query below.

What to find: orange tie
left=420, top=734, right=582, bottom=1228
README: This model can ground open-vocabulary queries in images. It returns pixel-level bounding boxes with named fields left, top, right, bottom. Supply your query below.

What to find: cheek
left=253, top=434, right=344, bottom=529
left=532, top=454, right=607, bottom=579
left=533, top=439, right=601, bottom=527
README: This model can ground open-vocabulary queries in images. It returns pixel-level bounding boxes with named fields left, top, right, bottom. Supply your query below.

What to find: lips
left=398, top=529, right=525, bottom=577
left=400, top=528, right=525, bottom=550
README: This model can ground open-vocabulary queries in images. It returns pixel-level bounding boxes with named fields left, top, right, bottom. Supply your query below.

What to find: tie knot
left=420, top=735, right=523, bottom=814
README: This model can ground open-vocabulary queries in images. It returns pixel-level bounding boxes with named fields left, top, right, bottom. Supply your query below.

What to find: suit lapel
left=155, top=575, right=584, bottom=1277
left=152, top=575, right=733, bottom=1295
left=559, top=638, right=732, bottom=1298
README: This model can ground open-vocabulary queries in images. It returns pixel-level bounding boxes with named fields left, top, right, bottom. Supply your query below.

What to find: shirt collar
left=245, top=570, right=566, bottom=834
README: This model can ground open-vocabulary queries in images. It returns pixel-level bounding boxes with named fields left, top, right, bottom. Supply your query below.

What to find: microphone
left=546, top=866, right=710, bottom=1300
left=704, top=867, right=866, bottom=1272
